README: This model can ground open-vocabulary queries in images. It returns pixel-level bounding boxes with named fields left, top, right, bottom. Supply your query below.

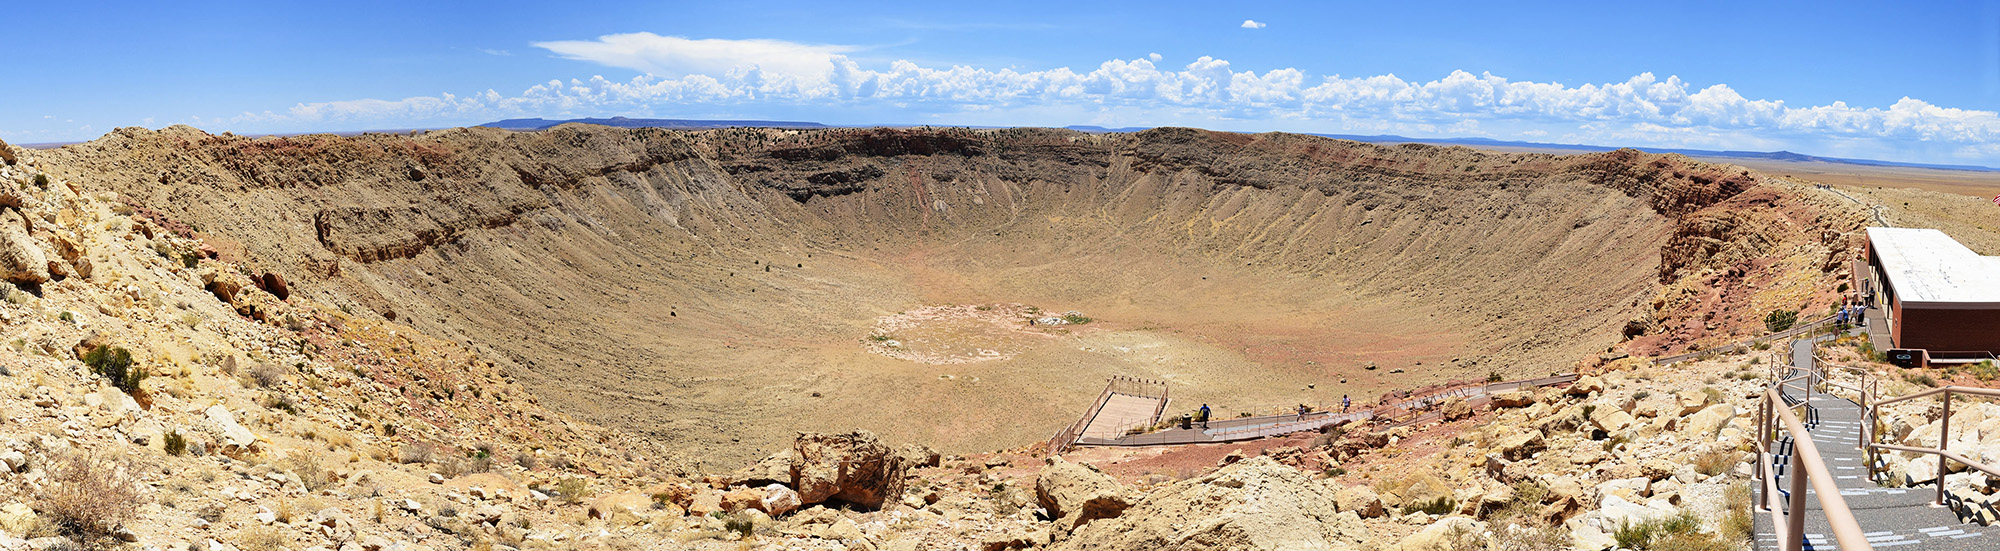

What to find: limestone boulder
left=1681, top=404, right=1735, bottom=439
left=1491, top=390, right=1535, bottom=408
left=1492, top=430, right=1545, bottom=461
left=0, top=209, right=47, bottom=285
left=1335, top=485, right=1386, bottom=518
left=1440, top=397, right=1473, bottom=422
left=587, top=492, right=654, bottom=520
left=1588, top=405, right=1635, bottom=435
left=1397, top=516, right=1488, bottom=551
left=897, top=443, right=942, bottom=468
left=1675, top=391, right=1709, bottom=416
left=729, top=448, right=795, bottom=487
left=203, top=405, right=258, bottom=452
left=1035, top=458, right=1131, bottom=535
left=1567, top=376, right=1603, bottom=396
left=790, top=431, right=905, bottom=510
left=759, top=484, right=802, bottom=516
left=1058, top=456, right=1369, bottom=551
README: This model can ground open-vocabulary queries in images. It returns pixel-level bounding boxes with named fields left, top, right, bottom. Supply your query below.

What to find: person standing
left=1342, top=394, right=1350, bottom=413
left=1198, top=404, right=1211, bottom=429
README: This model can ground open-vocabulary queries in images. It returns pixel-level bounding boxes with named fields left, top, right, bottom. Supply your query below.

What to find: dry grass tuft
left=37, top=453, right=144, bottom=546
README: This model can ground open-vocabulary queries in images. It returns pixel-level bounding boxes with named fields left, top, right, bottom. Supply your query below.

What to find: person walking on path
left=1198, top=404, right=1211, bottom=429
left=1342, top=395, right=1350, bottom=413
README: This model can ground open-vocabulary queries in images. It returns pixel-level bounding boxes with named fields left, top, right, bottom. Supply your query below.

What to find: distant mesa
left=479, top=116, right=828, bottom=131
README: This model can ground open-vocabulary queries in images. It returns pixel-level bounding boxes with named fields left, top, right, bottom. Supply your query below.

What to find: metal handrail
left=1864, top=385, right=2000, bottom=505
left=1760, top=386, right=1874, bottom=551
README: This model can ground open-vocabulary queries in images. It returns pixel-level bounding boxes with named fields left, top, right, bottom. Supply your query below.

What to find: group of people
left=1836, top=300, right=1868, bottom=327
left=1189, top=394, right=1354, bottom=429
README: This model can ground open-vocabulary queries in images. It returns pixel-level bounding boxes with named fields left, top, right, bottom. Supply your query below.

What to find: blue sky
left=6, top=1, right=1999, bottom=164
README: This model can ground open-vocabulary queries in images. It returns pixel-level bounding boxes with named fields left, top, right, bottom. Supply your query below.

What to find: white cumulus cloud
left=242, top=46, right=2000, bottom=165
left=1241, top=20, right=1267, bottom=29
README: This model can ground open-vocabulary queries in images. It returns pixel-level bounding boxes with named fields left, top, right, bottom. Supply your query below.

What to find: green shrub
left=1615, top=510, right=1705, bottom=549
left=31, top=174, right=49, bottom=188
left=1060, top=313, right=1092, bottom=325
left=84, top=345, right=144, bottom=395
left=724, top=513, right=754, bottom=537
left=1905, top=372, right=1938, bottom=388
left=1764, top=310, right=1798, bottom=333
left=1486, top=370, right=1503, bottom=383
left=1973, top=360, right=1999, bottom=382
left=1400, top=496, right=1457, bottom=516
left=164, top=431, right=187, bottom=456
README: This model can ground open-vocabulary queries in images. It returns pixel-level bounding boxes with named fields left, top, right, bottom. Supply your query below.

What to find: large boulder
left=1674, top=391, right=1709, bottom=416
left=1491, top=390, right=1535, bottom=408
left=1588, top=405, right=1635, bottom=435
left=0, top=209, right=48, bottom=285
left=1440, top=397, right=1473, bottom=422
left=203, top=405, right=258, bottom=453
left=587, top=492, right=654, bottom=520
left=1492, top=430, right=1545, bottom=461
left=1335, top=485, right=1386, bottom=518
left=729, top=448, right=796, bottom=487
left=1058, top=456, right=1369, bottom=551
left=1681, top=404, right=1735, bottom=438
left=1567, top=376, right=1604, bottom=396
left=790, top=431, right=905, bottom=510
left=1397, top=516, right=1488, bottom=551
left=1034, top=458, right=1131, bottom=535
left=897, top=443, right=942, bottom=468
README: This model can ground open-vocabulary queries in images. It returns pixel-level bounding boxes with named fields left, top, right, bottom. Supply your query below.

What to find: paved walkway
left=1753, top=339, right=2000, bottom=550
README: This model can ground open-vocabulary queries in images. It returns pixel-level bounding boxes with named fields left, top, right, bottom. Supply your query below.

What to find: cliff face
left=27, top=125, right=1858, bottom=462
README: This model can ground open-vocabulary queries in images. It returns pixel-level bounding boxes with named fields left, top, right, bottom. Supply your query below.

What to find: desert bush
left=1764, top=310, right=1798, bottom=333
left=1613, top=509, right=1723, bottom=550
left=1974, top=360, right=1999, bottom=382
left=1486, top=370, right=1503, bottom=383
left=38, top=453, right=144, bottom=546
left=1492, top=523, right=1569, bottom=551
left=31, top=174, right=49, bottom=188
left=239, top=526, right=285, bottom=551
left=248, top=363, right=286, bottom=388
left=723, top=513, right=755, bottom=538
left=1692, top=449, right=1736, bottom=476
left=1905, top=372, right=1939, bottom=388
left=164, top=431, right=188, bottom=456
left=84, top=345, right=144, bottom=395
left=555, top=477, right=591, bottom=505
left=1060, top=313, right=1092, bottom=325
left=399, top=442, right=438, bottom=464
left=281, top=454, right=334, bottom=491
left=1400, top=496, right=1458, bottom=516
left=1722, top=483, right=1753, bottom=541
left=1633, top=391, right=1651, bottom=401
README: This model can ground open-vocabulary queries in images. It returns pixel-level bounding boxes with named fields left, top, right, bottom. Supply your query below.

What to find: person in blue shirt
left=1198, top=404, right=1210, bottom=428
left=1342, top=395, right=1351, bottom=413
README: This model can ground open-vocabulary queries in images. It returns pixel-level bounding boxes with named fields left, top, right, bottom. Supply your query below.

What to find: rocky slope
left=25, top=125, right=1861, bottom=465
left=0, top=124, right=1877, bottom=550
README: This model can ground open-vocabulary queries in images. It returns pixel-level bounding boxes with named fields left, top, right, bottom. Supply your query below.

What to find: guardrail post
left=1787, top=447, right=1807, bottom=551
left=1939, top=388, right=1951, bottom=506
left=1758, top=394, right=1771, bottom=510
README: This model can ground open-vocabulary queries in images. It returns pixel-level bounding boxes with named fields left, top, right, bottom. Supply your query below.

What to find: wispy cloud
left=477, top=48, right=512, bottom=57
left=531, top=33, right=857, bottom=80
left=1241, top=20, right=1267, bottom=29
left=240, top=41, right=2000, bottom=164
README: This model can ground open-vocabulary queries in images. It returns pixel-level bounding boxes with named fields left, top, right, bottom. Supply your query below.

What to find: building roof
left=1867, top=227, right=2000, bottom=305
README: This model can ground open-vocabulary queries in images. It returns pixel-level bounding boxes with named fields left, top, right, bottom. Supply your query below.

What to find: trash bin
left=1180, top=414, right=1192, bottom=430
